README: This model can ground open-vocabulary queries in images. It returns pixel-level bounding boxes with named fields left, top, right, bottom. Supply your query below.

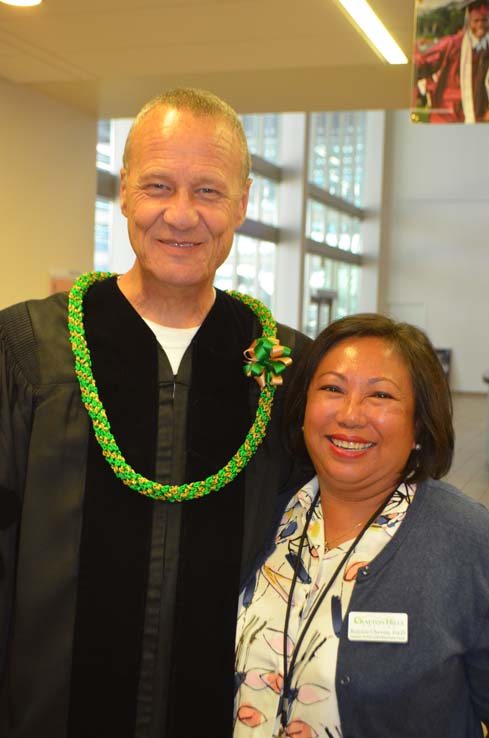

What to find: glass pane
left=303, top=254, right=360, bottom=337
left=263, top=114, right=280, bottom=162
left=215, top=235, right=276, bottom=310
left=307, top=200, right=326, bottom=243
left=247, top=174, right=278, bottom=226
left=242, top=115, right=260, bottom=156
left=336, top=262, right=351, bottom=318
left=241, top=114, right=280, bottom=163
left=260, top=177, right=278, bottom=226
left=94, top=197, right=112, bottom=271
left=308, top=111, right=366, bottom=207
left=303, top=255, right=337, bottom=337
left=246, top=177, right=260, bottom=221
left=306, top=200, right=362, bottom=256
left=96, top=120, right=114, bottom=172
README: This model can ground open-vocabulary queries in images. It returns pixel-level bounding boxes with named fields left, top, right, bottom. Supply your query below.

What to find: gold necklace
left=324, top=517, right=370, bottom=552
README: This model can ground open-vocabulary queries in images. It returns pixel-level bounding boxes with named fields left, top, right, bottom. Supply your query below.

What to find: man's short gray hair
left=123, top=87, right=251, bottom=185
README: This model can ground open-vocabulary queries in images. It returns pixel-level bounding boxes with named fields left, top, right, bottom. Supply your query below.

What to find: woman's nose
left=163, top=192, right=199, bottom=230
left=336, top=395, right=367, bottom=427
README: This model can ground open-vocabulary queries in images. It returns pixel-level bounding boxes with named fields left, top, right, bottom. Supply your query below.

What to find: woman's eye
left=371, top=391, right=393, bottom=399
left=320, top=385, right=342, bottom=393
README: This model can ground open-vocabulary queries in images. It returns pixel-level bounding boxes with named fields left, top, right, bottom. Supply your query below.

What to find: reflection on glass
left=242, top=114, right=280, bottom=163
left=215, top=235, right=276, bottom=309
left=303, top=254, right=359, bottom=337
left=309, top=111, right=366, bottom=207
left=247, top=175, right=278, bottom=226
left=94, top=197, right=113, bottom=271
left=306, top=201, right=361, bottom=256
left=96, top=120, right=114, bottom=172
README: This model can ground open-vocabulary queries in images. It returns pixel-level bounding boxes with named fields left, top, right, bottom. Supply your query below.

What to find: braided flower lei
left=68, top=271, right=292, bottom=502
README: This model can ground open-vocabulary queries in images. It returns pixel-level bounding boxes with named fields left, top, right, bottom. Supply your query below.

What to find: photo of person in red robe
left=413, top=0, right=489, bottom=123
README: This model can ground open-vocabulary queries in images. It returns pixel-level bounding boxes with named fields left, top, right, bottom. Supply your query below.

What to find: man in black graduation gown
left=0, top=88, right=311, bottom=737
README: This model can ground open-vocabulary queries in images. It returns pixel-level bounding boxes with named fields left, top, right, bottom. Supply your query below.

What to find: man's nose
left=163, top=191, right=199, bottom=230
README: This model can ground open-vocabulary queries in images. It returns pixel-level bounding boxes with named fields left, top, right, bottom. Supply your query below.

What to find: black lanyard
left=280, top=488, right=394, bottom=729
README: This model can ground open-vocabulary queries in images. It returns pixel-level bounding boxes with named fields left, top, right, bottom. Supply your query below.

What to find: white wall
left=0, top=78, right=97, bottom=308
left=383, top=111, right=489, bottom=393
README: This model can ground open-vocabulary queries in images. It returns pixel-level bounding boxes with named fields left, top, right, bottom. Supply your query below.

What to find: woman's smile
left=303, top=336, right=416, bottom=500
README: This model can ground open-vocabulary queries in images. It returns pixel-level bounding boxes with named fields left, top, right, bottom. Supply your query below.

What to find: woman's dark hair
left=285, top=313, right=454, bottom=484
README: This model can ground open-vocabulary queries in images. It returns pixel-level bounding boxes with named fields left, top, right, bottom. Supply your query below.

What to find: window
left=247, top=174, right=279, bottom=226
left=303, top=111, right=366, bottom=335
left=215, top=235, right=276, bottom=309
left=96, top=120, right=114, bottom=172
left=242, top=114, right=280, bottom=162
left=303, top=254, right=360, bottom=337
left=94, top=197, right=113, bottom=272
left=217, top=113, right=281, bottom=309
left=306, top=201, right=361, bottom=254
left=309, top=111, right=366, bottom=206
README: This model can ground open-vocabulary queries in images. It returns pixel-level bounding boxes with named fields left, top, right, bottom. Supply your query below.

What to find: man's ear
left=120, top=168, right=128, bottom=217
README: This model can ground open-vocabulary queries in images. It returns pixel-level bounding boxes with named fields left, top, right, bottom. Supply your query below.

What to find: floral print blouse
left=234, top=477, right=415, bottom=738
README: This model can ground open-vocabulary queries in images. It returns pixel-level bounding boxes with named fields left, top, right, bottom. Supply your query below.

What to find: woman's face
left=303, top=336, right=416, bottom=501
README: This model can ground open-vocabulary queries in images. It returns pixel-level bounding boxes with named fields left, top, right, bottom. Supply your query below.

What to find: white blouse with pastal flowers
left=234, top=477, right=415, bottom=738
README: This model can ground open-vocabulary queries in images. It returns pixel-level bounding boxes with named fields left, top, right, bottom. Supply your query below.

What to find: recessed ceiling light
left=0, top=0, right=42, bottom=6
left=336, top=0, right=408, bottom=65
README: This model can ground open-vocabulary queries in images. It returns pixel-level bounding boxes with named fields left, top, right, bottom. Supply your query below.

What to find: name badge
left=348, top=611, right=408, bottom=643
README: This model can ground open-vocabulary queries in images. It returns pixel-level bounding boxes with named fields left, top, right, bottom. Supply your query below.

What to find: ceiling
left=0, top=0, right=416, bottom=118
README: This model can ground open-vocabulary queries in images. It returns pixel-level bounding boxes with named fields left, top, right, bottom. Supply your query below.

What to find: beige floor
left=443, top=392, right=489, bottom=508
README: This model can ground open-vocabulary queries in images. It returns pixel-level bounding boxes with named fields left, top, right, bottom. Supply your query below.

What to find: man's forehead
left=134, top=106, right=234, bottom=146
left=124, top=103, right=247, bottom=182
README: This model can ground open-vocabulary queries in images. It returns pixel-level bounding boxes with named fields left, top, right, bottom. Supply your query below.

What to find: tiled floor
left=443, top=393, right=489, bottom=508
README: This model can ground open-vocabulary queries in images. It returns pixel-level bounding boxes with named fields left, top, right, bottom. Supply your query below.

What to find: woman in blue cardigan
left=234, top=313, right=489, bottom=738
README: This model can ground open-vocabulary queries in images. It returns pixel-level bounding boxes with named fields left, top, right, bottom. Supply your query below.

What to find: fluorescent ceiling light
left=0, top=0, right=42, bottom=5
left=337, top=0, right=408, bottom=65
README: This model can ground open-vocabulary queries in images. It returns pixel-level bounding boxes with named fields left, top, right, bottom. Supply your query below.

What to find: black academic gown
left=0, top=277, right=311, bottom=738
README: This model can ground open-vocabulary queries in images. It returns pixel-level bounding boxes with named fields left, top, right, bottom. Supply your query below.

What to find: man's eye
left=198, top=187, right=219, bottom=196
left=145, top=183, right=169, bottom=192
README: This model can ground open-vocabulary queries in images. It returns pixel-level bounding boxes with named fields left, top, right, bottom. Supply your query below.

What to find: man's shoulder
left=0, top=292, right=69, bottom=385
left=0, top=291, right=68, bottom=324
left=276, top=321, right=311, bottom=355
left=0, top=291, right=68, bottom=347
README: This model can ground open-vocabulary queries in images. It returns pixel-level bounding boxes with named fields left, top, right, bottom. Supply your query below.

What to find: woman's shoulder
left=416, top=477, right=489, bottom=547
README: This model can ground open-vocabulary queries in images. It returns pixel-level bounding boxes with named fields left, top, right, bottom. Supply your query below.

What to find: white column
left=357, top=110, right=387, bottom=314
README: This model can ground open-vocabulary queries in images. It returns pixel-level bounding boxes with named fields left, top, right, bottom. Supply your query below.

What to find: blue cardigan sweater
left=249, top=478, right=489, bottom=738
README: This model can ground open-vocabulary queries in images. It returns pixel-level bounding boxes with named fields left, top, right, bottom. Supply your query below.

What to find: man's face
left=469, top=5, right=489, bottom=38
left=120, top=107, right=251, bottom=294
